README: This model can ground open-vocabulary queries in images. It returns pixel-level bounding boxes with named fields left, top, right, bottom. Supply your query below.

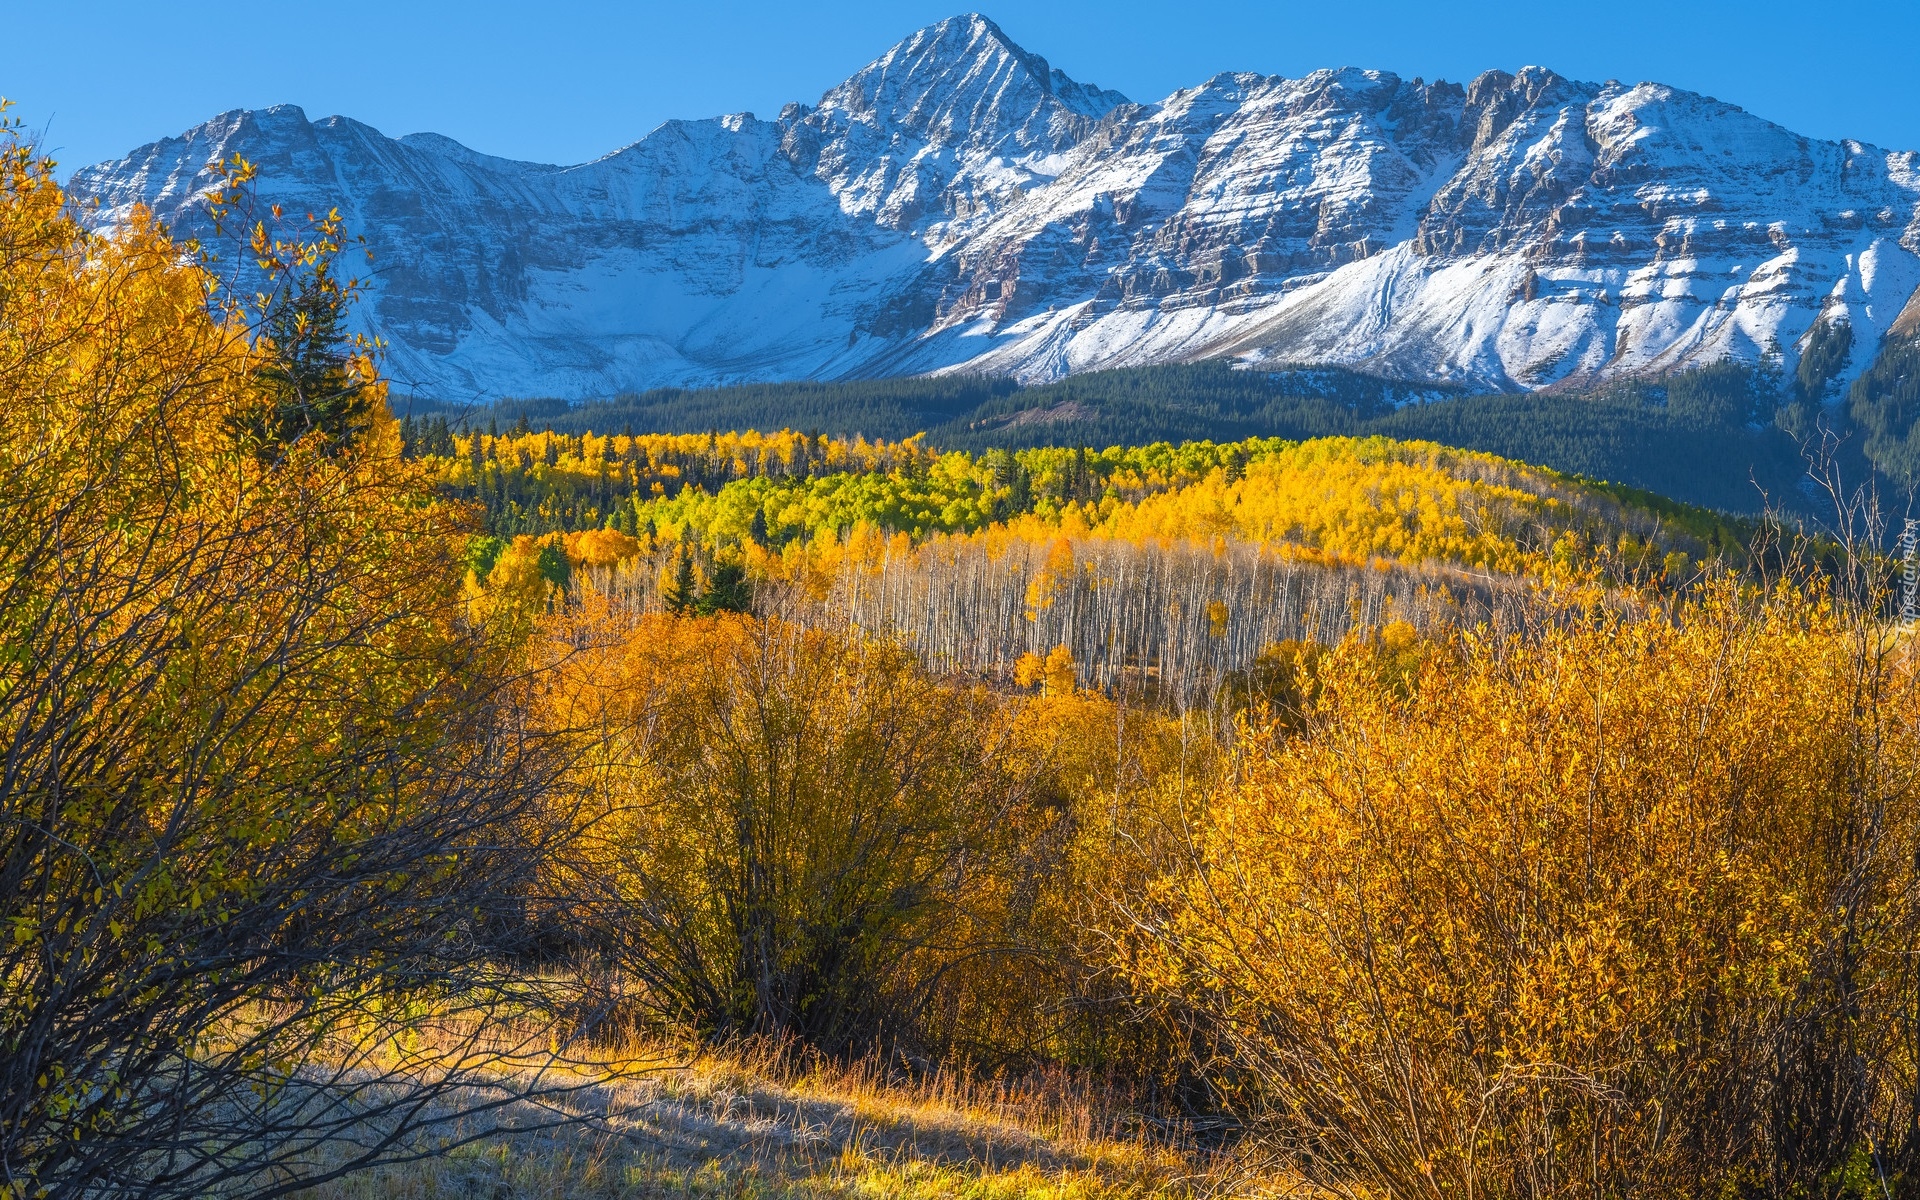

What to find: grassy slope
left=299, top=1040, right=1215, bottom=1200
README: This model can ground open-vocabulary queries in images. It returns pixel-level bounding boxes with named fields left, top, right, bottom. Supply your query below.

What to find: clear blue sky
left=6, top=1, right=1917, bottom=177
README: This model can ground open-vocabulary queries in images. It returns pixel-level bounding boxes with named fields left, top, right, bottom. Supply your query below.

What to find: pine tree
left=1796, top=318, right=1855, bottom=404
left=243, top=217, right=377, bottom=460
left=697, top=561, right=752, bottom=615
left=535, top=542, right=570, bottom=591
left=663, top=544, right=698, bottom=615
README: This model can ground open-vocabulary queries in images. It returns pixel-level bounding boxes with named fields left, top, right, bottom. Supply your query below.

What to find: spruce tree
left=697, top=561, right=752, bottom=615
left=244, top=230, right=376, bottom=460
left=663, top=545, right=698, bottom=615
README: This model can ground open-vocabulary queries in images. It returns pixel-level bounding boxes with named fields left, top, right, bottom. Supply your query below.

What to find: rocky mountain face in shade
left=68, top=13, right=1920, bottom=401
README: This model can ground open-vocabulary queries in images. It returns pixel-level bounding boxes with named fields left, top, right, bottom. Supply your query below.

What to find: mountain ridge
left=67, top=13, right=1920, bottom=404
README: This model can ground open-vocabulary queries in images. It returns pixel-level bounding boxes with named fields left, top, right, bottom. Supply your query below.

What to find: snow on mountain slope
left=66, top=13, right=1920, bottom=401
left=905, top=67, right=1920, bottom=390
left=75, top=103, right=927, bottom=399
left=785, top=13, right=1127, bottom=234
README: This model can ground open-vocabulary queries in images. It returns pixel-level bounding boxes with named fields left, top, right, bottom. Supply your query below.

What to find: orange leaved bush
left=528, top=600, right=1212, bottom=1063
left=1126, top=581, right=1920, bottom=1199
left=533, top=606, right=1039, bottom=1054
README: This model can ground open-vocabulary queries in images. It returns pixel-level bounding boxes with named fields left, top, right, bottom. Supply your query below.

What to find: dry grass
left=295, top=1036, right=1268, bottom=1200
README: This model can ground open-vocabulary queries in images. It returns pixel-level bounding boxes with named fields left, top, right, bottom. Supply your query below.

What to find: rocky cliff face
left=68, top=13, right=1920, bottom=400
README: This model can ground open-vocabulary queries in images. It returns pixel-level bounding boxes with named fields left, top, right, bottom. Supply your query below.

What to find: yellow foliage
left=1013, top=645, right=1078, bottom=696
left=1043, top=644, right=1077, bottom=696
left=1023, top=538, right=1079, bottom=619
left=429, top=426, right=935, bottom=499
left=941, top=437, right=1652, bottom=577
left=532, top=602, right=1213, bottom=1062
left=564, top=526, right=641, bottom=568
left=1377, top=616, right=1417, bottom=652
left=0, top=125, right=535, bottom=1188
left=1129, top=582, right=1920, bottom=1199
left=1206, top=600, right=1230, bottom=639
left=465, top=533, right=562, bottom=630
left=537, top=608, right=1038, bottom=1047
left=1014, top=652, right=1046, bottom=689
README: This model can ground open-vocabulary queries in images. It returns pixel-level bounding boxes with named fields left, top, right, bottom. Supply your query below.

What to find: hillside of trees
left=1851, top=327, right=1920, bottom=485
left=16, top=122, right=1920, bottom=1200
left=407, top=354, right=1855, bottom=516
left=413, top=423, right=1755, bottom=704
left=406, top=423, right=1752, bottom=555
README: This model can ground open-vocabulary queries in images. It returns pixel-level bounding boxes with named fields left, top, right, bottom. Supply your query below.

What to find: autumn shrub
left=1216, top=639, right=1326, bottom=729
left=0, top=131, right=568, bottom=1198
left=922, top=686, right=1222, bottom=1077
left=533, top=609, right=1029, bottom=1053
left=530, top=602, right=1217, bottom=1067
left=1125, top=581, right=1920, bottom=1199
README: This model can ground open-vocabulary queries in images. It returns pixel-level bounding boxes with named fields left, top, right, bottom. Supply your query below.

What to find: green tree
left=1797, top=317, right=1855, bottom=404
left=536, top=540, right=571, bottom=590
left=663, top=544, right=698, bottom=615
left=1849, top=331, right=1920, bottom=486
left=697, top=560, right=752, bottom=615
left=206, top=160, right=379, bottom=461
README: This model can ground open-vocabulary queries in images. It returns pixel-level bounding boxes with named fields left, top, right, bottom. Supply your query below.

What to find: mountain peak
left=816, top=13, right=1128, bottom=142
left=908, top=14, right=1127, bottom=118
left=875, top=14, right=1052, bottom=94
left=791, top=13, right=1128, bottom=230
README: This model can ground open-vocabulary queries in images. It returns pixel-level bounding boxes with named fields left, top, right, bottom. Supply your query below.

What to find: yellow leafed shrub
left=1126, top=583, right=1920, bottom=1199
left=0, top=122, right=557, bottom=1192
left=529, top=602, right=1215, bottom=1066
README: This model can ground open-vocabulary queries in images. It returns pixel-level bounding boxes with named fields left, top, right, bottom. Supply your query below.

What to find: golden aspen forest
left=8, top=120, right=1920, bottom=1200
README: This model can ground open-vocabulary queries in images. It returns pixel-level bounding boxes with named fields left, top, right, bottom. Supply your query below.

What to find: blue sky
left=6, top=1, right=1917, bottom=176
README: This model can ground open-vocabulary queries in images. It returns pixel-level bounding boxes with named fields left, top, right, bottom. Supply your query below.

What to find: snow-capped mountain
left=68, top=13, right=1920, bottom=401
